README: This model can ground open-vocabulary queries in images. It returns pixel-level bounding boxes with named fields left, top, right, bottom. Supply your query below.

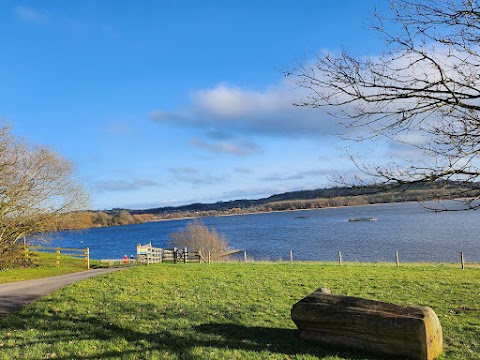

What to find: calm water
left=46, top=202, right=479, bottom=263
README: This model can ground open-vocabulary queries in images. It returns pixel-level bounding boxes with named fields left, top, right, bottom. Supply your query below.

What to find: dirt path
left=0, top=268, right=126, bottom=317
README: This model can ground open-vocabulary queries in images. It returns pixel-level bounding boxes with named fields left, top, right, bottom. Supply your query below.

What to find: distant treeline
left=60, top=181, right=480, bottom=230
left=60, top=211, right=157, bottom=230
left=136, top=181, right=480, bottom=215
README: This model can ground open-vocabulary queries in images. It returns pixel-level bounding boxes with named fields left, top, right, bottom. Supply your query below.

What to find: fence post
left=395, top=251, right=400, bottom=267
left=173, top=247, right=178, bottom=264
left=244, top=250, right=247, bottom=263
left=184, top=247, right=188, bottom=263
left=208, top=251, right=211, bottom=264
left=85, top=247, right=90, bottom=269
left=290, top=250, right=293, bottom=264
left=24, top=245, right=29, bottom=261
left=56, top=247, right=61, bottom=267
left=338, top=250, right=343, bottom=266
left=460, top=252, right=465, bottom=269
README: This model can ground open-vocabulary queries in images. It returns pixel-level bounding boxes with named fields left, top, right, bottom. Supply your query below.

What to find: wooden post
left=147, top=244, right=151, bottom=265
left=290, top=250, right=293, bottom=264
left=173, top=247, right=178, bottom=264
left=184, top=247, right=188, bottom=263
left=244, top=250, right=247, bottom=263
left=56, top=247, right=61, bottom=267
left=460, top=252, right=465, bottom=269
left=395, top=251, right=400, bottom=267
left=85, top=247, right=90, bottom=270
left=24, top=245, right=29, bottom=261
left=208, top=251, right=211, bottom=264
left=338, top=250, right=343, bottom=266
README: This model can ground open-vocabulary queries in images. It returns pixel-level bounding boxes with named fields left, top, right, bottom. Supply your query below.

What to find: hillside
left=63, top=181, right=480, bottom=230
left=134, top=181, right=480, bottom=215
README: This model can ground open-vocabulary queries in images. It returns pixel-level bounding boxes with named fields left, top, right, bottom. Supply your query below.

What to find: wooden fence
left=99, top=258, right=137, bottom=267
left=24, top=245, right=90, bottom=269
left=269, top=249, right=473, bottom=269
left=136, top=243, right=203, bottom=264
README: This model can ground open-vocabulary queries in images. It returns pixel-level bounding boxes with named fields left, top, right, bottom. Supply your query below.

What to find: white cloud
left=170, top=172, right=226, bottom=186
left=94, top=179, right=158, bottom=192
left=235, top=167, right=253, bottom=174
left=150, top=44, right=480, bottom=149
left=169, top=167, right=198, bottom=175
left=150, top=81, right=339, bottom=138
left=14, top=5, right=115, bottom=35
left=193, top=83, right=291, bottom=118
left=190, top=138, right=261, bottom=156
left=15, top=6, right=50, bottom=23
left=104, top=121, right=130, bottom=136
left=260, top=169, right=324, bottom=182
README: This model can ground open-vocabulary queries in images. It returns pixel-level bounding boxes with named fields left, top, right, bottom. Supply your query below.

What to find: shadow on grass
left=194, top=323, right=387, bottom=360
left=0, top=311, right=386, bottom=360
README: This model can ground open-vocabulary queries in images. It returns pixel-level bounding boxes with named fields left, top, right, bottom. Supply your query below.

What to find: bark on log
left=291, top=288, right=442, bottom=360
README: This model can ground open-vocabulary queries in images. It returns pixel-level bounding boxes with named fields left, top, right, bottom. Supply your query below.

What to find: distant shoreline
left=148, top=198, right=471, bottom=223
left=149, top=200, right=418, bottom=222
left=71, top=183, right=479, bottom=230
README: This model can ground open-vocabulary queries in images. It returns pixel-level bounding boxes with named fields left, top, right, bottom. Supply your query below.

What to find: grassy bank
left=0, top=252, right=96, bottom=284
left=0, top=263, right=478, bottom=359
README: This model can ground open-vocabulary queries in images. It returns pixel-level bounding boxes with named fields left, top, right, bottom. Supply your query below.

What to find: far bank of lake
left=49, top=201, right=479, bottom=263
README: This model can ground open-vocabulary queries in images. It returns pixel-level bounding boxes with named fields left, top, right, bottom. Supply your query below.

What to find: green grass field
left=0, top=262, right=479, bottom=359
left=0, top=252, right=98, bottom=284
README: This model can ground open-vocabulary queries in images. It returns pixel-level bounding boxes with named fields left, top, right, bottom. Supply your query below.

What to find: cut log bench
left=291, top=288, right=443, bottom=360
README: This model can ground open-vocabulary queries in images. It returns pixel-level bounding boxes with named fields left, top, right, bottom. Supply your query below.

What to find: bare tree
left=170, top=220, right=229, bottom=260
left=292, top=0, right=480, bottom=208
left=0, top=123, right=89, bottom=258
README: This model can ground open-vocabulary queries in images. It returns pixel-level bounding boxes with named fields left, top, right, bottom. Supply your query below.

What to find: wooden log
left=291, top=288, right=442, bottom=360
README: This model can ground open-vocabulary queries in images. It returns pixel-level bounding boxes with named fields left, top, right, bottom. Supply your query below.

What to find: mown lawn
left=0, top=262, right=479, bottom=359
left=0, top=252, right=98, bottom=284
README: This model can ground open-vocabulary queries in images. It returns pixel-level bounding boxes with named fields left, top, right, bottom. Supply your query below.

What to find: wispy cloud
left=103, top=121, right=130, bottom=136
left=260, top=169, right=324, bottom=182
left=94, top=179, right=158, bottom=192
left=167, top=167, right=225, bottom=186
left=171, top=174, right=226, bottom=186
left=169, top=167, right=198, bottom=175
left=235, top=167, right=253, bottom=174
left=15, top=6, right=50, bottom=23
left=190, top=138, right=261, bottom=156
left=14, top=5, right=115, bottom=36
left=150, top=82, right=339, bottom=139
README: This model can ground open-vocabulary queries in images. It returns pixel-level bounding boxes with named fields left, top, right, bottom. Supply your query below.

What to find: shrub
left=169, top=220, right=229, bottom=260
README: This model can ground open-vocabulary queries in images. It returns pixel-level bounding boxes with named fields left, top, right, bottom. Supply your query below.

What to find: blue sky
left=0, top=1, right=392, bottom=210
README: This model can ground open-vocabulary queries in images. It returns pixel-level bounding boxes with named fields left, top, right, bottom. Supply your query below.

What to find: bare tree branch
left=0, top=123, right=89, bottom=258
left=290, top=0, right=480, bottom=209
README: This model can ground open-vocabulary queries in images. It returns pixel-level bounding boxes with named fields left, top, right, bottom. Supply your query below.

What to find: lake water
left=47, top=201, right=479, bottom=263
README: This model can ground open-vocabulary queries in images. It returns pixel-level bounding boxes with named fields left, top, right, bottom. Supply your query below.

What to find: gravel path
left=0, top=268, right=126, bottom=317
